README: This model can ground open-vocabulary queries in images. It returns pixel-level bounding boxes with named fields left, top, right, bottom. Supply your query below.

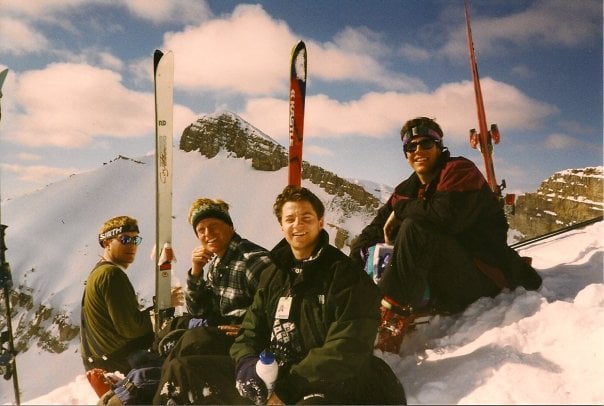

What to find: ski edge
left=287, top=40, right=307, bottom=187
left=153, top=49, right=174, bottom=332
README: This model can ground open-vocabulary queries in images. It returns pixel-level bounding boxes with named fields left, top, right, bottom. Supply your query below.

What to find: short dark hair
left=400, top=116, right=444, bottom=141
left=273, top=185, right=325, bottom=223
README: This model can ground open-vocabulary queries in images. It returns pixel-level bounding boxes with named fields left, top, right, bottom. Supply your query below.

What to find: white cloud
left=90, top=51, right=125, bottom=71
left=241, top=77, right=559, bottom=146
left=55, top=48, right=125, bottom=71
left=5, top=63, right=197, bottom=148
left=2, top=0, right=85, bottom=15
left=399, top=44, right=432, bottom=62
left=152, top=4, right=425, bottom=96
left=161, top=4, right=294, bottom=95
left=123, top=0, right=212, bottom=25
left=309, top=41, right=425, bottom=92
left=332, top=26, right=389, bottom=58
left=0, top=17, right=49, bottom=55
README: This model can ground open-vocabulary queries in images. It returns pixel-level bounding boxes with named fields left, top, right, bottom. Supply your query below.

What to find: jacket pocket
left=300, top=295, right=327, bottom=348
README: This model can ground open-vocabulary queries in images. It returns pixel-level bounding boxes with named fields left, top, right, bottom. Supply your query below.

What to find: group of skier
left=80, top=116, right=542, bottom=405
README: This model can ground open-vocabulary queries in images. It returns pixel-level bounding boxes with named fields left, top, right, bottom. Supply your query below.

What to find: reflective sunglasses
left=403, top=138, right=439, bottom=153
left=118, top=235, right=143, bottom=246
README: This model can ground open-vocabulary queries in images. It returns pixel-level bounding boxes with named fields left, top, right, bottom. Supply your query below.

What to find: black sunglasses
left=118, top=235, right=143, bottom=246
left=404, top=138, right=439, bottom=153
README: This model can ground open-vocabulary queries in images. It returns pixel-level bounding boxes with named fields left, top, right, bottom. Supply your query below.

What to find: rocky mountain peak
left=508, top=166, right=603, bottom=240
left=179, top=112, right=382, bottom=217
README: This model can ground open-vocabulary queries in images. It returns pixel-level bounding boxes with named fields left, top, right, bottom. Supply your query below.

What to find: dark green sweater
left=80, top=261, right=153, bottom=370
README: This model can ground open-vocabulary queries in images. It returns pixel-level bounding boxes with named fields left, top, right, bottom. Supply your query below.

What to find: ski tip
left=292, top=40, right=306, bottom=53
left=290, top=41, right=307, bottom=81
left=154, top=50, right=164, bottom=71
left=153, top=50, right=174, bottom=73
left=0, top=68, right=8, bottom=91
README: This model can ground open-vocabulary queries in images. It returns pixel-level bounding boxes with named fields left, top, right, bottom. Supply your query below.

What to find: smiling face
left=279, top=200, right=324, bottom=260
left=405, top=136, right=442, bottom=184
left=195, top=217, right=235, bottom=258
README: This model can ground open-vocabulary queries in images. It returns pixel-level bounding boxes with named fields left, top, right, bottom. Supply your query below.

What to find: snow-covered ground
left=1, top=150, right=602, bottom=404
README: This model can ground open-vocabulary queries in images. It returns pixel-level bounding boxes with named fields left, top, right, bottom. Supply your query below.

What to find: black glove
left=157, top=328, right=186, bottom=358
left=235, top=356, right=268, bottom=405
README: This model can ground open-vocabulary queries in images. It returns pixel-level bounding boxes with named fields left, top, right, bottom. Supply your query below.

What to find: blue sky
left=0, top=0, right=602, bottom=200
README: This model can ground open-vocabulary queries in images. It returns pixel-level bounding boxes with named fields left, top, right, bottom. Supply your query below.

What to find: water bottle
left=255, top=350, right=278, bottom=397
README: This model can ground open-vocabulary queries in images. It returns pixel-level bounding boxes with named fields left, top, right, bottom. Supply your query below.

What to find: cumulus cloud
left=123, top=0, right=212, bottom=25
left=309, top=40, right=425, bottom=92
left=4, top=63, right=197, bottom=148
left=241, top=77, right=559, bottom=146
left=2, top=0, right=85, bottom=16
left=161, top=4, right=294, bottom=94
left=0, top=17, right=49, bottom=55
left=150, top=4, right=425, bottom=96
left=399, top=44, right=432, bottom=62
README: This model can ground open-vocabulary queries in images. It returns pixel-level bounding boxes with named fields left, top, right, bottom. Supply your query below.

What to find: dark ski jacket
left=80, top=261, right=153, bottom=372
left=350, top=150, right=542, bottom=291
left=230, top=230, right=381, bottom=404
left=185, top=233, right=272, bottom=325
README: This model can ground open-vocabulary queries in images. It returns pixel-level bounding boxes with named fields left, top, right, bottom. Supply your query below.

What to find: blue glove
left=235, top=356, right=268, bottom=405
left=187, top=318, right=208, bottom=329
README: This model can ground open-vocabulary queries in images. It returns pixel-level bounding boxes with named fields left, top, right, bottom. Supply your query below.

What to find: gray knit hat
left=188, top=199, right=233, bottom=233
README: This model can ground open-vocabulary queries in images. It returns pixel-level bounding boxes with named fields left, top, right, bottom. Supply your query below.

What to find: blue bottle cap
left=259, top=350, right=275, bottom=364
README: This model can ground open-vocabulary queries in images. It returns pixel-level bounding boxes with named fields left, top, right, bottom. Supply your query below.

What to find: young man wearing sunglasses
left=80, top=215, right=183, bottom=397
left=350, top=116, right=542, bottom=354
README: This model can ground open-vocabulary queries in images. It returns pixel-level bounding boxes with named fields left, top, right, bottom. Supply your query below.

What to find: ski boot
left=375, top=296, right=436, bottom=354
left=374, top=296, right=448, bottom=355
left=374, top=296, right=414, bottom=354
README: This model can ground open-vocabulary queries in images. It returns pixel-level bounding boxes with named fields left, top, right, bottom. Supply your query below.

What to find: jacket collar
left=270, top=229, right=329, bottom=269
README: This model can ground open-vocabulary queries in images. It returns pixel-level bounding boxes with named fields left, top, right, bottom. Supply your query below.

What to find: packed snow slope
left=0, top=149, right=601, bottom=405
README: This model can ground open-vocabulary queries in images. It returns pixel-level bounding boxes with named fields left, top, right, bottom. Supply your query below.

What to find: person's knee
left=395, top=217, right=434, bottom=246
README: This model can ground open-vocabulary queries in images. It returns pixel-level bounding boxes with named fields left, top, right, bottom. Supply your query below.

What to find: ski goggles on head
left=117, top=235, right=143, bottom=246
left=401, top=125, right=442, bottom=146
left=403, top=138, right=440, bottom=153
left=98, top=224, right=139, bottom=247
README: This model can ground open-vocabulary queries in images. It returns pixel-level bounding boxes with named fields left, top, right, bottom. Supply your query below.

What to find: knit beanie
left=188, top=199, right=233, bottom=233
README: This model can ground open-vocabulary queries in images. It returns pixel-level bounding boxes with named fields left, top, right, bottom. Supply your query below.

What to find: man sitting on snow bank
left=80, top=215, right=183, bottom=397
left=350, top=116, right=542, bottom=354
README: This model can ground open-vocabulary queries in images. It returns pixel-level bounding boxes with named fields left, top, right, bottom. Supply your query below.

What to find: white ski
left=153, top=50, right=174, bottom=333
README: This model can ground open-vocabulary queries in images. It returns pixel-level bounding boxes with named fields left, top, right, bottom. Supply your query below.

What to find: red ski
left=288, top=41, right=307, bottom=186
left=464, top=0, right=504, bottom=198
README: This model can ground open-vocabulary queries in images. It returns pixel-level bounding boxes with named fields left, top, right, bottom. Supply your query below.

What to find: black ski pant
left=82, top=332, right=154, bottom=375
left=153, top=354, right=406, bottom=405
left=378, top=217, right=500, bottom=313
